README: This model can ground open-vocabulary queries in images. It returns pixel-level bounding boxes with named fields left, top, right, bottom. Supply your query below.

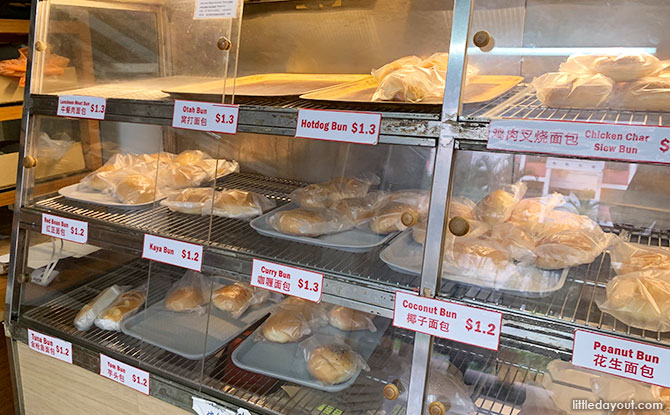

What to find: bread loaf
left=212, top=283, right=253, bottom=313
left=307, top=345, right=359, bottom=385
left=95, top=290, right=146, bottom=331
left=328, top=307, right=376, bottom=332
left=532, top=72, right=614, bottom=109
left=370, top=202, right=421, bottom=234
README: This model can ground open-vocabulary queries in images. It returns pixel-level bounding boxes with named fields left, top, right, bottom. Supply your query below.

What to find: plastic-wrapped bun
left=74, top=285, right=127, bottom=331
left=173, top=149, right=210, bottom=166
left=212, top=282, right=269, bottom=319
left=268, top=208, right=354, bottom=237
left=372, top=65, right=445, bottom=103
left=372, top=55, right=422, bottom=82
left=490, top=223, right=536, bottom=263
left=621, top=77, right=670, bottom=112
left=368, top=190, right=429, bottom=234
left=449, top=196, right=476, bottom=220
left=330, top=192, right=386, bottom=224
left=164, top=271, right=211, bottom=313
left=419, top=52, right=449, bottom=72
left=474, top=183, right=527, bottom=226
left=290, top=175, right=380, bottom=209
left=534, top=226, right=611, bottom=270
left=160, top=188, right=213, bottom=214
left=259, top=297, right=328, bottom=343
left=412, top=218, right=490, bottom=245
left=593, top=53, right=665, bottom=82
left=302, top=337, right=370, bottom=385
left=204, top=189, right=276, bottom=219
left=609, top=241, right=670, bottom=275
left=78, top=153, right=139, bottom=192
left=531, top=72, right=614, bottom=109
left=95, top=288, right=146, bottom=331
left=114, top=174, right=156, bottom=204
left=506, top=194, right=564, bottom=234
left=591, top=372, right=658, bottom=414
left=328, top=306, right=377, bottom=332
left=597, top=270, right=670, bottom=332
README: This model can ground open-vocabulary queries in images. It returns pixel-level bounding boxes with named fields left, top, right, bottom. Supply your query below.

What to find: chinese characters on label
left=99, top=354, right=150, bottom=395
left=250, top=259, right=323, bottom=303
left=488, top=119, right=670, bottom=164
left=172, top=100, right=239, bottom=134
left=393, top=292, right=502, bottom=351
left=295, top=109, right=381, bottom=145
left=27, top=329, right=72, bottom=364
left=41, top=213, right=88, bottom=244
left=142, top=234, right=203, bottom=272
left=57, top=95, right=106, bottom=120
left=572, top=330, right=670, bottom=387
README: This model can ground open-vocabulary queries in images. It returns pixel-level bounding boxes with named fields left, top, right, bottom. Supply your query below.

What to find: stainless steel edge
left=406, top=1, right=474, bottom=413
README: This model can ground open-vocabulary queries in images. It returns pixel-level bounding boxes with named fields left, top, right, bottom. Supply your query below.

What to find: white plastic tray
left=380, top=229, right=569, bottom=297
left=121, top=297, right=275, bottom=360
left=232, top=317, right=390, bottom=392
left=250, top=203, right=398, bottom=253
left=59, top=184, right=165, bottom=208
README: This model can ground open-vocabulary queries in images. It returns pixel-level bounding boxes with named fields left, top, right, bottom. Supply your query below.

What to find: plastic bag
left=619, top=77, right=670, bottom=112
left=267, top=207, right=354, bottom=237
left=212, top=282, right=270, bottom=319
left=490, top=222, right=536, bottom=263
left=289, top=174, right=380, bottom=209
left=258, top=297, right=328, bottom=343
left=366, top=190, right=429, bottom=234
left=609, top=241, right=670, bottom=275
left=532, top=72, right=614, bottom=109
left=506, top=194, right=565, bottom=235
left=95, top=286, right=146, bottom=331
left=517, top=382, right=568, bottom=415
left=164, top=271, right=211, bottom=313
left=474, top=182, right=527, bottom=225
left=534, top=225, right=612, bottom=270
left=37, top=132, right=73, bottom=165
left=560, top=53, right=667, bottom=82
left=330, top=191, right=387, bottom=224
left=172, top=149, right=210, bottom=166
left=113, top=172, right=157, bottom=205
left=372, top=55, right=423, bottom=82
left=74, top=285, right=128, bottom=331
left=160, top=187, right=214, bottom=214
left=412, top=218, right=490, bottom=245
left=449, top=196, right=476, bottom=220
left=423, top=358, right=476, bottom=415
left=203, top=189, right=276, bottom=219
left=591, top=374, right=658, bottom=415
left=327, top=306, right=377, bottom=332
left=541, top=359, right=603, bottom=415
left=597, top=270, right=670, bottom=332
left=372, top=65, right=446, bottom=102
left=301, top=336, right=370, bottom=386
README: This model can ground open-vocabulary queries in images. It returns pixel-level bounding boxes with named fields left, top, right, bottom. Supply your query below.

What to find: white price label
left=488, top=118, right=670, bottom=164
left=99, top=354, right=150, bottom=395
left=572, top=329, right=670, bottom=387
left=295, top=109, right=381, bottom=145
left=172, top=100, right=239, bottom=135
left=393, top=291, right=502, bottom=351
left=27, top=329, right=72, bottom=364
left=142, top=234, right=203, bottom=272
left=192, top=397, right=236, bottom=415
left=250, top=259, right=323, bottom=303
left=57, top=95, right=106, bottom=120
left=194, top=0, right=238, bottom=18
left=41, top=213, right=88, bottom=244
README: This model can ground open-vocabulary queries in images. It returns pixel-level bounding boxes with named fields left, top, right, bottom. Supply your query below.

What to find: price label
left=142, top=234, right=203, bottom=271
left=172, top=100, right=239, bottom=135
left=488, top=118, right=670, bottom=164
left=295, top=109, right=381, bottom=145
left=41, top=213, right=88, bottom=244
left=99, top=354, right=150, bottom=395
left=192, top=397, right=236, bottom=415
left=57, top=95, right=106, bottom=120
left=250, top=259, right=323, bottom=302
left=393, top=291, right=502, bottom=351
left=27, top=329, right=72, bottom=364
left=572, top=329, right=670, bottom=387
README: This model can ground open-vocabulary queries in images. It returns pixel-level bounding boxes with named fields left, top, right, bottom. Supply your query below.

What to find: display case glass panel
left=463, top=0, right=670, bottom=125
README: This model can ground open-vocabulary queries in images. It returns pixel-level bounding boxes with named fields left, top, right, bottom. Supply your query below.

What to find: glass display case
left=6, top=0, right=670, bottom=414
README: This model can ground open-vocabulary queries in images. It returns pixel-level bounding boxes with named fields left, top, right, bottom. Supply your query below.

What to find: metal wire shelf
left=20, top=258, right=559, bottom=415
left=440, top=225, right=670, bottom=346
left=33, top=172, right=420, bottom=292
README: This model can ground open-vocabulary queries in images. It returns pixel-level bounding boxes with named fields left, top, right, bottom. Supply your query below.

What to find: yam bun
left=165, top=287, right=205, bottom=312
left=307, top=345, right=357, bottom=385
left=212, top=283, right=253, bottom=313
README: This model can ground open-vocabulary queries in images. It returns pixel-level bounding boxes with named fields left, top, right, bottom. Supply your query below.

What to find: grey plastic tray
left=121, top=298, right=275, bottom=360
left=380, top=229, right=569, bottom=298
left=250, top=203, right=398, bottom=253
left=231, top=316, right=391, bottom=392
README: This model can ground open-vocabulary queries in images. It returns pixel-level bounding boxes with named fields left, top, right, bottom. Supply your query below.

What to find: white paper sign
left=488, top=118, right=670, bottom=164
left=41, top=213, right=88, bottom=244
left=57, top=95, right=106, bottom=120
left=194, top=0, right=237, bottom=18
left=172, top=100, right=239, bottom=135
left=295, top=109, right=381, bottom=145
left=572, top=329, right=670, bottom=387
left=393, top=291, right=502, bottom=351
left=192, top=397, right=236, bottom=415
left=142, top=234, right=203, bottom=271
left=250, top=258, right=323, bottom=303
left=27, top=329, right=72, bottom=364
left=99, top=354, right=150, bottom=395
